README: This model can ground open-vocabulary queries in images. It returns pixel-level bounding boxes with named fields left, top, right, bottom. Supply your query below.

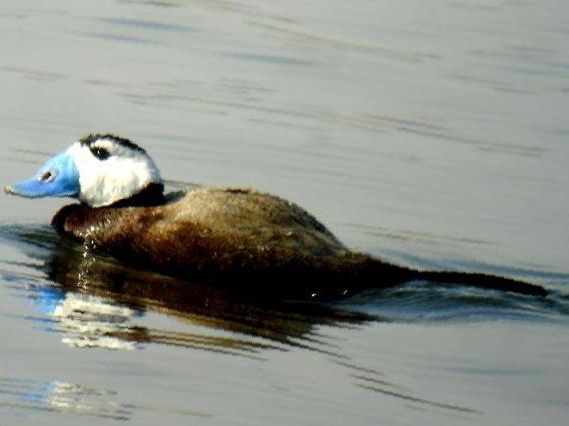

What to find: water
left=1, top=0, right=568, bottom=424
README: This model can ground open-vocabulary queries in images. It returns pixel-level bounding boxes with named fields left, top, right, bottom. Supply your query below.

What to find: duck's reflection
left=32, top=286, right=139, bottom=350
left=0, top=375, right=211, bottom=420
left=10, top=224, right=374, bottom=353
left=0, top=376, right=133, bottom=420
left=2, top=224, right=484, bottom=417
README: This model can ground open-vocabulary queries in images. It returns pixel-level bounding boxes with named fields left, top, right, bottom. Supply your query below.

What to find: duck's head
left=5, top=134, right=163, bottom=207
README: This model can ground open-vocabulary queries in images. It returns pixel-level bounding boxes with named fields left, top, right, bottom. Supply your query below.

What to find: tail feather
left=417, top=270, right=548, bottom=297
left=360, top=257, right=548, bottom=297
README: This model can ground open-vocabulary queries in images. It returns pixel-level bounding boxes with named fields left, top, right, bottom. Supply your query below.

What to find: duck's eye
left=91, top=147, right=110, bottom=160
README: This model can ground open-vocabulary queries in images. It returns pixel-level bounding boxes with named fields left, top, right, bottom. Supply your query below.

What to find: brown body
left=51, top=187, right=547, bottom=298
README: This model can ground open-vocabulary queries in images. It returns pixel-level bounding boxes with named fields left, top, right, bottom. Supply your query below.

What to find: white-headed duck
left=5, top=134, right=547, bottom=297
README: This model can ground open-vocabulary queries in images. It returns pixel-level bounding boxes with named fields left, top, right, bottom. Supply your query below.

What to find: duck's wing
left=164, top=187, right=338, bottom=239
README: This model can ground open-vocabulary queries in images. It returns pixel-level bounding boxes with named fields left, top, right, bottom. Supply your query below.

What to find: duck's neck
left=109, top=182, right=165, bottom=208
left=51, top=183, right=164, bottom=242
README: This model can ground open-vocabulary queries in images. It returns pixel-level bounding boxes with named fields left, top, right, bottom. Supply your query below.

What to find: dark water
left=1, top=1, right=569, bottom=425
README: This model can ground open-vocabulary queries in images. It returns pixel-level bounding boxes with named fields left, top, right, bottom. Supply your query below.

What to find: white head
left=69, top=134, right=163, bottom=207
left=5, top=134, right=163, bottom=207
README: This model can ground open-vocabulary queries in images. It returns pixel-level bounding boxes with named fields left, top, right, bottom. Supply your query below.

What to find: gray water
left=1, top=1, right=569, bottom=424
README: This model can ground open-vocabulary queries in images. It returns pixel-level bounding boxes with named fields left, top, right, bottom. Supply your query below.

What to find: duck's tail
left=416, top=270, right=548, bottom=296
left=358, top=257, right=548, bottom=297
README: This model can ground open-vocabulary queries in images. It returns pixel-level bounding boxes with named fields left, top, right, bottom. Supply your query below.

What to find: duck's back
left=154, top=188, right=357, bottom=266
left=164, top=188, right=342, bottom=248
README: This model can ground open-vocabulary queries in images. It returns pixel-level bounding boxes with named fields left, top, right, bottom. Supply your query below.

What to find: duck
left=5, top=134, right=547, bottom=298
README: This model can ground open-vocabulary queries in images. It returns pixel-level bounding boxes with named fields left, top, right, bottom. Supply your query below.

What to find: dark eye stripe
left=91, top=147, right=111, bottom=160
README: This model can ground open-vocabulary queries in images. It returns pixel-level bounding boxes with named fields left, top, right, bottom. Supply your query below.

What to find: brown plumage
left=51, top=187, right=403, bottom=295
left=51, top=186, right=547, bottom=298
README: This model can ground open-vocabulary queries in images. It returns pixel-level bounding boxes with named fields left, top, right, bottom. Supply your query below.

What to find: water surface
left=1, top=1, right=568, bottom=425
